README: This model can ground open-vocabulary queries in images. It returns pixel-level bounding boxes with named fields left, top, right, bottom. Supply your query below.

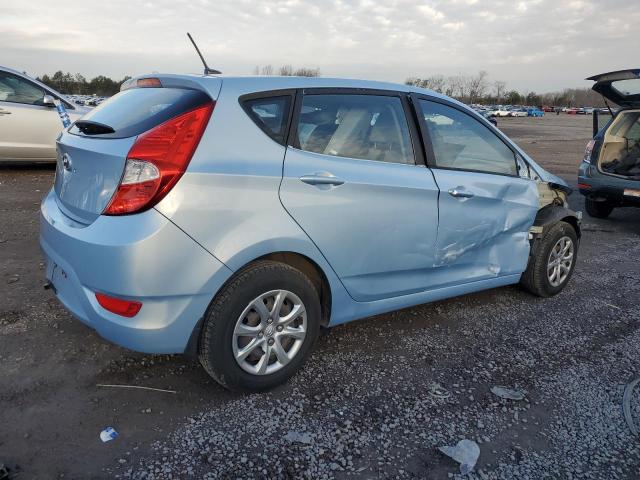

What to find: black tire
left=199, top=260, right=320, bottom=392
left=584, top=198, right=614, bottom=218
left=520, top=221, right=578, bottom=298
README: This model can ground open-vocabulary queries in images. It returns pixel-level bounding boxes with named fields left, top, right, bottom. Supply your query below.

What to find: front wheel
left=585, top=198, right=614, bottom=218
left=199, top=261, right=320, bottom=392
left=520, top=221, right=578, bottom=297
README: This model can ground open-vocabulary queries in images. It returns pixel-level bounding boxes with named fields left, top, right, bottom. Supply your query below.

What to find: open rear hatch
left=54, top=78, right=217, bottom=224
left=588, top=69, right=640, bottom=108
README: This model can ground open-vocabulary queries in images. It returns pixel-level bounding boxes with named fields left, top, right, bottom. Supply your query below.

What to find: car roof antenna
left=187, top=32, right=221, bottom=75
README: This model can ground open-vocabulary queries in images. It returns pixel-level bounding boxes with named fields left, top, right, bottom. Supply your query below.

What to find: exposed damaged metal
left=529, top=182, right=581, bottom=239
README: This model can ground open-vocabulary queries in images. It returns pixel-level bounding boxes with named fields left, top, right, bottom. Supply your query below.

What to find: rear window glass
left=612, top=78, right=640, bottom=97
left=241, top=95, right=292, bottom=145
left=69, top=88, right=211, bottom=139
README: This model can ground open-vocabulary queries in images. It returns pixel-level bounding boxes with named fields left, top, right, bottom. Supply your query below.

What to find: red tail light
left=136, top=77, right=162, bottom=88
left=95, top=293, right=142, bottom=318
left=104, top=102, right=214, bottom=215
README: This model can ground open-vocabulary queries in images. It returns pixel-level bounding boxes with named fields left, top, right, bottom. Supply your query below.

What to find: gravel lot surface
left=1, top=115, right=639, bottom=479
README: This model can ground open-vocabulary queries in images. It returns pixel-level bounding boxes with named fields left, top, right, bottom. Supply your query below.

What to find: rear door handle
left=448, top=188, right=474, bottom=198
left=299, top=173, right=345, bottom=187
left=0, top=109, right=11, bottom=115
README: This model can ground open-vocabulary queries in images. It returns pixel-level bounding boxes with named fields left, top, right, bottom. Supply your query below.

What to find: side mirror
left=43, top=94, right=56, bottom=107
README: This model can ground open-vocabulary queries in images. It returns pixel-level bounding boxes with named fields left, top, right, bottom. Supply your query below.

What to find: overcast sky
left=1, top=0, right=637, bottom=92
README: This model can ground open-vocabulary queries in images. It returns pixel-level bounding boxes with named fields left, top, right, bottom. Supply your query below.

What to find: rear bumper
left=39, top=190, right=232, bottom=353
left=578, top=165, right=640, bottom=208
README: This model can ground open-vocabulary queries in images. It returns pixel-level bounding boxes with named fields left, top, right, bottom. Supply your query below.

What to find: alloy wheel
left=232, top=290, right=307, bottom=375
left=547, top=236, right=574, bottom=287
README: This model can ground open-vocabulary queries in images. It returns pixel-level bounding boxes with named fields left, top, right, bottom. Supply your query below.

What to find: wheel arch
left=528, top=205, right=582, bottom=261
left=532, top=205, right=582, bottom=239
left=185, top=250, right=333, bottom=359
left=254, top=251, right=332, bottom=328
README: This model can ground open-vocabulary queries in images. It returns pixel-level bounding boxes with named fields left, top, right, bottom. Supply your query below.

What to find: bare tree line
left=406, top=72, right=608, bottom=107
left=37, top=66, right=603, bottom=107
left=253, top=65, right=321, bottom=77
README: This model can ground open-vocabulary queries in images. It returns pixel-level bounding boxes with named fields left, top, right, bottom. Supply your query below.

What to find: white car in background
left=487, top=106, right=510, bottom=117
left=493, top=106, right=511, bottom=117
left=0, top=66, right=89, bottom=162
left=509, top=108, right=528, bottom=117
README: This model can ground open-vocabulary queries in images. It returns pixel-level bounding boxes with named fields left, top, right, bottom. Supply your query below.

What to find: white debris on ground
left=439, top=439, right=480, bottom=474
left=490, top=386, right=526, bottom=401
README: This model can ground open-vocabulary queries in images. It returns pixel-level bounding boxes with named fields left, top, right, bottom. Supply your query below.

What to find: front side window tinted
left=420, top=100, right=517, bottom=175
left=0, top=72, right=45, bottom=105
left=297, top=94, right=414, bottom=164
left=242, top=95, right=291, bottom=144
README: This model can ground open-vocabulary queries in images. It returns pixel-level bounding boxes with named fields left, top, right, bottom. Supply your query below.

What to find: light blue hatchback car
left=40, top=75, right=581, bottom=391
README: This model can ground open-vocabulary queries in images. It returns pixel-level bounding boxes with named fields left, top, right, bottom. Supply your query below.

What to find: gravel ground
left=1, top=115, right=640, bottom=479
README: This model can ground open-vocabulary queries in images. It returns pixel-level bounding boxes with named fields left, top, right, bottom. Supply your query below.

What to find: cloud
left=0, top=0, right=638, bottom=91
left=443, top=22, right=465, bottom=31
left=417, top=4, right=445, bottom=21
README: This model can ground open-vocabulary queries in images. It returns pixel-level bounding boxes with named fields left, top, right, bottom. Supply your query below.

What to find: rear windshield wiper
left=74, top=120, right=116, bottom=135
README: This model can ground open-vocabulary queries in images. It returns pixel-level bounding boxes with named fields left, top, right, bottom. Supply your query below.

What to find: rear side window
left=241, top=95, right=292, bottom=145
left=69, top=88, right=212, bottom=139
left=419, top=100, right=517, bottom=176
left=296, top=94, right=414, bottom=164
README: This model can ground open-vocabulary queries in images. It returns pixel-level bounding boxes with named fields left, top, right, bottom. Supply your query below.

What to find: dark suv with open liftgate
left=579, top=69, right=640, bottom=217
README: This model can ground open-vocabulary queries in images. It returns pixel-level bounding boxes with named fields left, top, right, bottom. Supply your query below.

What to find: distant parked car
left=509, top=108, right=528, bottom=117
left=493, top=106, right=511, bottom=117
left=578, top=68, right=640, bottom=218
left=566, top=108, right=578, bottom=115
left=0, top=66, right=89, bottom=162
left=527, top=108, right=544, bottom=117
left=542, top=106, right=554, bottom=112
left=40, top=74, right=580, bottom=391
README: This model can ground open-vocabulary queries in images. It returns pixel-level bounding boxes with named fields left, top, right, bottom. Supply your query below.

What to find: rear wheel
left=585, top=198, right=614, bottom=218
left=199, top=261, right=320, bottom=392
left=520, top=221, right=578, bottom=297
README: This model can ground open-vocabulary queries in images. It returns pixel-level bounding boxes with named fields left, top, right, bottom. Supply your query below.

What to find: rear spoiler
left=121, top=78, right=163, bottom=90
left=120, top=75, right=222, bottom=97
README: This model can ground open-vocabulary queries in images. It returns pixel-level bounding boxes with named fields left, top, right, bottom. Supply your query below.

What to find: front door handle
left=299, top=173, right=345, bottom=187
left=0, top=109, right=11, bottom=115
left=448, top=188, right=474, bottom=198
